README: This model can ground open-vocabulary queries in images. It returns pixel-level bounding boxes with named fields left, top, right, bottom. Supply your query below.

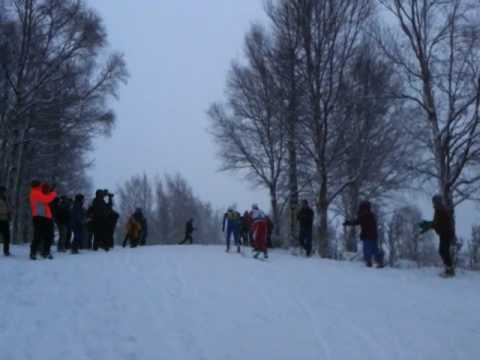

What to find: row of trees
left=0, top=0, right=128, bottom=242
left=116, top=173, right=222, bottom=245
left=209, top=0, right=480, bottom=259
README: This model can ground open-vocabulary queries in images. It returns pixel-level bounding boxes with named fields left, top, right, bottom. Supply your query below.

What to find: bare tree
left=208, top=24, right=287, bottom=236
left=377, top=0, right=480, bottom=227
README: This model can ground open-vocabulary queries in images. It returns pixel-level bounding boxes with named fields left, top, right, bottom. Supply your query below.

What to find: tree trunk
left=317, top=179, right=329, bottom=258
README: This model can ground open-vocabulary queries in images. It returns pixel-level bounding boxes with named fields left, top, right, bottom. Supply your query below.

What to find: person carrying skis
left=297, top=200, right=314, bottom=257
left=123, top=212, right=142, bottom=248
left=343, top=201, right=384, bottom=268
left=0, top=186, right=11, bottom=256
left=223, top=207, right=241, bottom=253
left=251, top=204, right=268, bottom=259
left=70, top=194, right=86, bottom=254
left=180, top=218, right=195, bottom=244
left=419, top=195, right=456, bottom=277
left=30, top=181, right=57, bottom=260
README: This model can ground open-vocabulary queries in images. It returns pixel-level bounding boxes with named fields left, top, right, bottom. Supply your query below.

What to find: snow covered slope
left=0, top=245, right=479, bottom=360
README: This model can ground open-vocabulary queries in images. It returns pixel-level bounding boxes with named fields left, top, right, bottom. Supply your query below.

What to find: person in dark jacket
left=420, top=195, right=456, bottom=277
left=344, top=201, right=384, bottom=268
left=297, top=200, right=314, bottom=257
left=54, top=196, right=72, bottom=252
left=88, top=190, right=110, bottom=251
left=180, top=219, right=195, bottom=244
left=223, top=208, right=241, bottom=253
left=0, top=186, right=11, bottom=256
left=70, top=194, right=86, bottom=254
left=240, top=211, right=252, bottom=247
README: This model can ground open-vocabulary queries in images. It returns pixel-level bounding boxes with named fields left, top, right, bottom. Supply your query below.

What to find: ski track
left=1, top=245, right=480, bottom=360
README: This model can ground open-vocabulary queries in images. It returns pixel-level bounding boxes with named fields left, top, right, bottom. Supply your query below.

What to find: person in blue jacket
left=223, top=207, right=241, bottom=253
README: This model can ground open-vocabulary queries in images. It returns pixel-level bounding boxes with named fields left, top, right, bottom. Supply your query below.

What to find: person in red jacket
left=251, top=204, right=268, bottom=259
left=30, top=181, right=57, bottom=260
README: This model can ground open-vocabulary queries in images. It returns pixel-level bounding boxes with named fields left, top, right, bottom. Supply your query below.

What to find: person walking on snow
left=180, top=219, right=195, bottom=245
left=223, top=207, right=241, bottom=253
left=251, top=204, right=268, bottom=259
left=240, top=211, right=252, bottom=247
left=0, top=186, right=11, bottom=256
left=297, top=200, right=314, bottom=257
left=419, top=195, right=456, bottom=277
left=343, top=201, right=384, bottom=268
left=123, top=213, right=142, bottom=248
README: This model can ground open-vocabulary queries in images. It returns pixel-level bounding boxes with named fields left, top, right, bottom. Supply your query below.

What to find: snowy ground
left=0, top=245, right=479, bottom=360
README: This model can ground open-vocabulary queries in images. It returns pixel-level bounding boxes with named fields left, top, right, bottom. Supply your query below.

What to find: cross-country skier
left=419, top=195, right=456, bottom=277
left=223, top=207, right=241, bottom=253
left=251, top=204, right=268, bottom=259
left=343, top=201, right=384, bottom=268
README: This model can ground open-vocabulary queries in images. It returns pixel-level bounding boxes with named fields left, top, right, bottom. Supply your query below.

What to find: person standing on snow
left=179, top=219, right=195, bottom=244
left=123, top=212, right=142, bottom=248
left=134, top=208, right=148, bottom=246
left=343, top=201, right=384, bottom=268
left=30, top=181, right=58, bottom=260
left=419, top=195, right=456, bottom=277
left=70, top=194, right=87, bottom=254
left=0, top=186, right=11, bottom=256
left=223, top=207, right=241, bottom=253
left=251, top=204, right=268, bottom=259
left=297, top=200, right=314, bottom=257
left=88, top=190, right=110, bottom=251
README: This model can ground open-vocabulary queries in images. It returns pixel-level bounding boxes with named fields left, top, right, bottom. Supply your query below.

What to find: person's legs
left=42, top=219, right=54, bottom=258
left=226, top=227, right=233, bottom=251
left=439, top=236, right=453, bottom=271
left=57, top=224, right=66, bottom=252
left=305, top=229, right=313, bottom=256
left=31, top=217, right=42, bottom=258
left=363, top=240, right=374, bottom=267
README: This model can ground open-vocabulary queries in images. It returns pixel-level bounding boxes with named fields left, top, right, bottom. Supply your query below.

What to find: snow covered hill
left=0, top=245, right=479, bottom=360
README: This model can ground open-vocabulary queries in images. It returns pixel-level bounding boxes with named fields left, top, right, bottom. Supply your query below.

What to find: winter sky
left=87, top=0, right=478, bottom=238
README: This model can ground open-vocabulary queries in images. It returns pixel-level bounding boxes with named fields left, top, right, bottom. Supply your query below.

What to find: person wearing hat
left=419, top=195, right=456, bottom=277
left=343, top=201, right=384, bottom=268
left=223, top=206, right=241, bottom=253
left=251, top=204, right=269, bottom=259
left=0, top=186, right=11, bottom=256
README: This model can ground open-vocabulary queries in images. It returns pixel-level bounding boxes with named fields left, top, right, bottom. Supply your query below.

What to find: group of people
left=220, top=205, right=273, bottom=259
left=0, top=181, right=459, bottom=277
left=28, top=182, right=123, bottom=260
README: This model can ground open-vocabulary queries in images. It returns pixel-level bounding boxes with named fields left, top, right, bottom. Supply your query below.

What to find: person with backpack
left=343, top=201, right=384, bottom=268
left=223, top=207, right=241, bottom=253
left=180, top=219, right=195, bottom=244
left=0, top=186, right=11, bottom=256
left=30, top=181, right=57, bottom=260
left=419, top=195, right=456, bottom=277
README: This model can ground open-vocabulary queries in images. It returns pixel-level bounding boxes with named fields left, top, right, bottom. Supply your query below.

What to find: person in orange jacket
left=30, top=180, right=57, bottom=260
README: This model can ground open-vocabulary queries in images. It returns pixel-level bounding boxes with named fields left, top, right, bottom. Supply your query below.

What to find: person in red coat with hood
left=251, top=204, right=268, bottom=259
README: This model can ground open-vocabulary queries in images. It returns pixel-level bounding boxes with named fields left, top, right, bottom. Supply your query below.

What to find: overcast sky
left=86, top=0, right=477, bottom=238
left=88, top=0, right=269, bottom=213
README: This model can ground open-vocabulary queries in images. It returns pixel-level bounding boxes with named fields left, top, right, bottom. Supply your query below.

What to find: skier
left=419, top=195, right=456, bottom=277
left=70, top=194, right=86, bottom=254
left=0, top=186, right=11, bottom=256
left=240, top=211, right=252, bottom=247
left=134, top=208, right=148, bottom=246
left=297, top=200, right=314, bottom=256
left=223, top=207, right=241, bottom=253
left=343, top=201, right=384, bottom=268
left=30, top=181, right=57, bottom=260
left=88, top=190, right=110, bottom=251
left=104, top=190, right=119, bottom=249
left=123, top=212, right=142, bottom=248
left=180, top=219, right=195, bottom=244
left=251, top=204, right=268, bottom=259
